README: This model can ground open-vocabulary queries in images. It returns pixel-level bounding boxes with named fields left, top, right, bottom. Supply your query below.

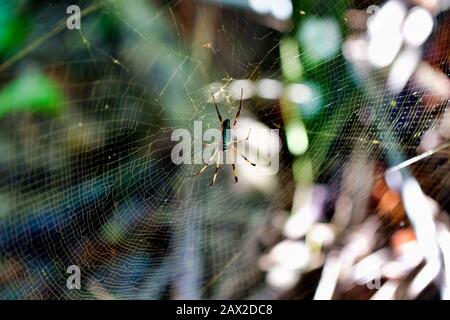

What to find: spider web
left=0, top=0, right=449, bottom=299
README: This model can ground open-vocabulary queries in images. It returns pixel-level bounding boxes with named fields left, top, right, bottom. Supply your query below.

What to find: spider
left=195, top=89, right=256, bottom=187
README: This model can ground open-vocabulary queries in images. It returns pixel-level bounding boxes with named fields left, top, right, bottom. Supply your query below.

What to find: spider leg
left=211, top=93, right=223, bottom=124
left=233, top=88, right=243, bottom=127
left=231, top=150, right=238, bottom=183
left=234, top=128, right=251, bottom=144
left=231, top=144, right=256, bottom=166
left=195, top=146, right=218, bottom=177
left=210, top=149, right=221, bottom=187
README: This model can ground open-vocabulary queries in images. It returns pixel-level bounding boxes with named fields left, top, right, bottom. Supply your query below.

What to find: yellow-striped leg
left=212, top=93, right=223, bottom=124
left=234, top=128, right=251, bottom=144
left=231, top=144, right=256, bottom=166
left=210, top=150, right=221, bottom=187
left=233, top=88, right=243, bottom=127
left=230, top=148, right=238, bottom=183
left=195, top=147, right=218, bottom=177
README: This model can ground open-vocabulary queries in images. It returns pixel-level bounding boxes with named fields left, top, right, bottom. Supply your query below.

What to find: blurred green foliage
left=0, top=1, right=28, bottom=56
left=0, top=69, right=65, bottom=117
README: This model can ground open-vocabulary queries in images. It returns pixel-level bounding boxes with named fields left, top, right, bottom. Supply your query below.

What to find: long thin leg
left=211, top=93, right=223, bottom=124
left=210, top=150, right=221, bottom=187
left=233, top=88, right=243, bottom=127
left=234, top=128, right=251, bottom=144
left=195, top=147, right=218, bottom=177
left=231, top=144, right=256, bottom=166
left=231, top=150, right=238, bottom=183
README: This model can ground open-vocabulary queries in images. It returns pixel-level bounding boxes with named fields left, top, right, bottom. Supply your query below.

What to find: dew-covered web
left=0, top=0, right=449, bottom=299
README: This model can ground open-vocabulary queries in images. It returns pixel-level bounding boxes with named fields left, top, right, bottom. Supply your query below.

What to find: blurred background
left=0, top=0, right=449, bottom=299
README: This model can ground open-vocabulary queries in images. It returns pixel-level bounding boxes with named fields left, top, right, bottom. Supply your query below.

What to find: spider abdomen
left=222, top=119, right=231, bottom=151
